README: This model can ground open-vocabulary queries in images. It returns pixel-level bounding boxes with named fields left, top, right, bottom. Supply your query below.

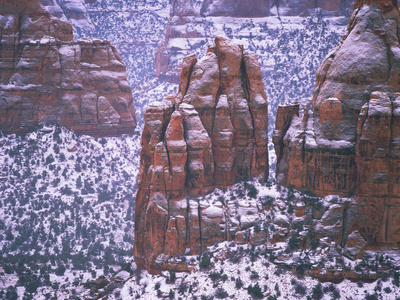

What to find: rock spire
left=135, top=37, right=269, bottom=272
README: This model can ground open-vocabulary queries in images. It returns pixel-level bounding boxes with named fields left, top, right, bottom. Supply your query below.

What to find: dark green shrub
left=311, top=283, right=323, bottom=300
left=248, top=283, right=263, bottom=299
left=200, top=254, right=211, bottom=269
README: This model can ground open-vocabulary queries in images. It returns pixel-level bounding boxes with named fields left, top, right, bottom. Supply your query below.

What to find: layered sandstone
left=274, top=0, right=400, bottom=244
left=0, top=0, right=136, bottom=137
left=135, top=37, right=269, bottom=272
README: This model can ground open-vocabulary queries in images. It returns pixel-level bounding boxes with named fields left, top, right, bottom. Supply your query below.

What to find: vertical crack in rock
left=274, top=0, right=400, bottom=247
left=135, top=37, right=268, bottom=273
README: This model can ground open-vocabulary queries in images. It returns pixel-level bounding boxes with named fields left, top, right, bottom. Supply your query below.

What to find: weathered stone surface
left=274, top=0, right=354, bottom=16
left=155, top=0, right=204, bottom=82
left=344, top=231, right=367, bottom=259
left=171, top=0, right=197, bottom=17
left=135, top=37, right=268, bottom=273
left=274, top=1, right=400, bottom=245
left=40, top=0, right=93, bottom=32
left=200, top=0, right=270, bottom=17
left=0, top=0, right=136, bottom=137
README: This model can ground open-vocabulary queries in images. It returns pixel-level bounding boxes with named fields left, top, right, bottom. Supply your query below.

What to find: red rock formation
left=200, top=0, right=270, bottom=17
left=273, top=0, right=400, bottom=244
left=0, top=0, right=136, bottom=137
left=135, top=37, right=269, bottom=273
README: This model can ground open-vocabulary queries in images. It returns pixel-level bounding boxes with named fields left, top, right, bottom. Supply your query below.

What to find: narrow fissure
left=385, top=99, right=395, bottom=242
left=340, top=203, right=350, bottom=247
left=385, top=205, right=391, bottom=242
left=197, top=199, right=202, bottom=252
left=240, top=53, right=257, bottom=177
left=185, top=198, right=190, bottom=245
left=96, top=97, right=99, bottom=124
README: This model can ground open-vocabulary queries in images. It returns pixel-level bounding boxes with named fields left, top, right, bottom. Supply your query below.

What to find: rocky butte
left=274, top=0, right=400, bottom=245
left=0, top=0, right=136, bottom=137
left=135, top=36, right=269, bottom=273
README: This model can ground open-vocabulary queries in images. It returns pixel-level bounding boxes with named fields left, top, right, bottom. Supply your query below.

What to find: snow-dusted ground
left=116, top=248, right=400, bottom=300
left=1, top=127, right=400, bottom=299
left=100, top=179, right=400, bottom=300
left=0, top=126, right=141, bottom=299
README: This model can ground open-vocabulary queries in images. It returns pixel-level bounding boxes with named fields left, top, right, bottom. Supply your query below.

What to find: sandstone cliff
left=135, top=37, right=269, bottom=272
left=0, top=0, right=136, bottom=137
left=273, top=0, right=400, bottom=244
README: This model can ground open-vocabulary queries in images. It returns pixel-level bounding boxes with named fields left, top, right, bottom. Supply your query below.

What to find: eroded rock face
left=201, top=0, right=270, bottom=17
left=274, top=0, right=353, bottom=16
left=135, top=37, right=268, bottom=273
left=274, top=0, right=400, bottom=244
left=0, top=0, right=136, bottom=137
left=155, top=0, right=204, bottom=82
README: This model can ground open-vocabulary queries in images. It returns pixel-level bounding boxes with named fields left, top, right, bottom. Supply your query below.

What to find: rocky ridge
left=0, top=0, right=136, bottom=137
left=273, top=0, right=400, bottom=244
left=135, top=36, right=269, bottom=273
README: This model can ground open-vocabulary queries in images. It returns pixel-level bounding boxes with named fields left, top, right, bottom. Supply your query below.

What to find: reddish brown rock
left=274, top=1, right=400, bottom=244
left=212, top=95, right=236, bottom=187
left=0, top=0, right=136, bottom=137
left=135, top=37, right=268, bottom=273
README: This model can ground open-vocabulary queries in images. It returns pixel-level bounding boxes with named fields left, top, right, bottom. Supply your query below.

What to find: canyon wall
left=0, top=0, right=136, bottom=137
left=273, top=0, right=400, bottom=244
left=135, top=37, right=269, bottom=273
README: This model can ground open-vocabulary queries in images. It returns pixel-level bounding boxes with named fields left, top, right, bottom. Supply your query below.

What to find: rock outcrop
left=273, top=0, right=354, bottom=16
left=39, top=0, right=93, bottom=34
left=200, top=0, right=270, bottom=17
left=273, top=0, right=400, bottom=244
left=0, top=0, right=136, bottom=137
left=135, top=37, right=269, bottom=273
left=155, top=0, right=204, bottom=82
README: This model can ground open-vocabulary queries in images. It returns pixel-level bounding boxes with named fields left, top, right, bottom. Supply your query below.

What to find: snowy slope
left=0, top=126, right=140, bottom=299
